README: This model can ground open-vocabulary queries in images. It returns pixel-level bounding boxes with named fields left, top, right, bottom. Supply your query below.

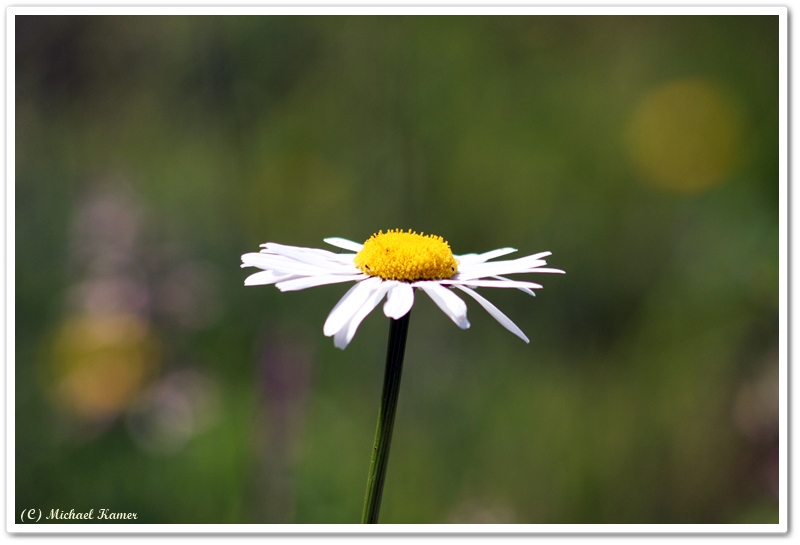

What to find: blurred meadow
left=15, top=15, right=779, bottom=524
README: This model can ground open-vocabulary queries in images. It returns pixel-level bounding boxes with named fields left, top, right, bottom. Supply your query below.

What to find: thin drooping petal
left=517, top=268, right=566, bottom=275
left=455, top=247, right=518, bottom=266
left=323, top=237, right=364, bottom=253
left=322, top=282, right=363, bottom=330
left=323, top=277, right=383, bottom=337
left=276, top=273, right=368, bottom=292
left=440, top=279, right=544, bottom=290
left=454, top=285, right=530, bottom=344
left=244, top=270, right=297, bottom=286
left=415, top=282, right=470, bottom=330
left=492, top=275, right=536, bottom=296
left=383, top=282, right=414, bottom=319
left=333, top=281, right=397, bottom=349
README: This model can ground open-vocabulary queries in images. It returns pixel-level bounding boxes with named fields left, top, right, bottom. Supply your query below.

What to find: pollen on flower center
left=354, top=229, right=458, bottom=282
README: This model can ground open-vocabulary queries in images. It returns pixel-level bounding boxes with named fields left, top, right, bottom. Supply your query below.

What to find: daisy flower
left=241, top=229, right=564, bottom=349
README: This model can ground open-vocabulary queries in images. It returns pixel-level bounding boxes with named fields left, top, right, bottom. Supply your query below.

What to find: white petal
left=383, top=282, right=414, bottom=319
left=262, top=243, right=360, bottom=272
left=241, top=253, right=334, bottom=276
left=323, top=277, right=383, bottom=337
left=453, top=285, right=529, bottom=343
left=415, top=282, right=470, bottom=330
left=325, top=253, right=360, bottom=265
left=525, top=251, right=553, bottom=261
left=276, top=273, right=367, bottom=292
left=455, top=247, right=518, bottom=266
left=455, top=262, right=543, bottom=280
left=333, top=282, right=396, bottom=349
left=324, top=237, right=364, bottom=253
left=455, top=255, right=554, bottom=280
left=244, top=270, right=296, bottom=286
left=262, top=243, right=357, bottom=264
left=460, top=251, right=551, bottom=269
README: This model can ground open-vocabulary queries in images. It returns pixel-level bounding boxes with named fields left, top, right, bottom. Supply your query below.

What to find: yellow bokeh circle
left=625, top=78, right=743, bottom=193
left=46, top=313, right=160, bottom=421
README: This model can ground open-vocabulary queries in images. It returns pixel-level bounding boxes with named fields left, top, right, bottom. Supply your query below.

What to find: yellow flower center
left=354, top=229, right=458, bottom=282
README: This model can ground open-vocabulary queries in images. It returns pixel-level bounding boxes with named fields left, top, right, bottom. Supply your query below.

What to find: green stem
left=361, top=311, right=411, bottom=524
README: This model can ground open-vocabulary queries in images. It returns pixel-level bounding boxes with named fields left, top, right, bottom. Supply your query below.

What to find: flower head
left=354, top=230, right=458, bottom=281
left=241, top=230, right=564, bottom=349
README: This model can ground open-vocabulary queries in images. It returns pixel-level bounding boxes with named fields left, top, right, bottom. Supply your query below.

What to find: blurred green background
left=15, top=15, right=779, bottom=524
